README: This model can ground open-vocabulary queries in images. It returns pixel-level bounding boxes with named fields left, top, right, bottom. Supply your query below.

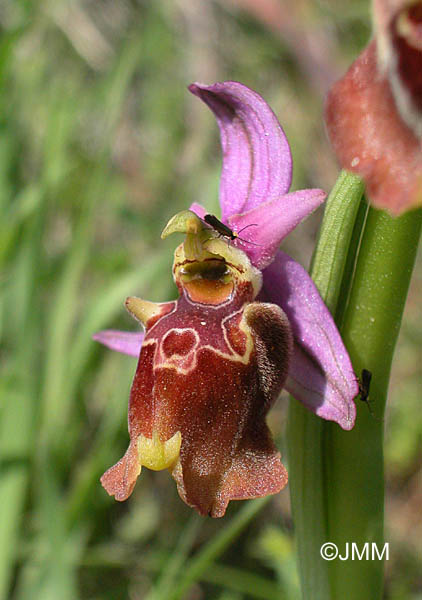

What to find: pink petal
left=189, top=202, right=207, bottom=219
left=92, top=329, right=143, bottom=357
left=262, top=251, right=357, bottom=430
left=228, top=188, right=326, bottom=270
left=189, top=81, right=292, bottom=221
left=325, top=41, right=422, bottom=216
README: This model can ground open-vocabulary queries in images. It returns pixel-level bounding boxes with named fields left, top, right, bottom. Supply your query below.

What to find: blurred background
left=0, top=0, right=420, bottom=598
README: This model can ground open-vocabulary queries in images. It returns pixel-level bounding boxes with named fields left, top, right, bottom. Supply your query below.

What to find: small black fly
left=358, top=369, right=376, bottom=417
left=203, top=214, right=260, bottom=246
left=359, top=369, right=372, bottom=403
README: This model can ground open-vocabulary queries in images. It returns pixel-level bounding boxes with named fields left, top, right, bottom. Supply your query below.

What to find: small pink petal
left=262, top=251, right=357, bottom=430
left=189, top=81, right=292, bottom=221
left=189, top=202, right=207, bottom=219
left=92, top=329, right=143, bottom=357
left=228, top=188, right=326, bottom=270
left=325, top=41, right=422, bottom=216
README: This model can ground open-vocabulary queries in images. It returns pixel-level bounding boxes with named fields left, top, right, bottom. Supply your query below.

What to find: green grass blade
left=145, top=515, right=202, bottom=600
left=168, top=497, right=271, bottom=600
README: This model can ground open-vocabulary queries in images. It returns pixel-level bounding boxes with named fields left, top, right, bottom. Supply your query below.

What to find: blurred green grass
left=0, top=1, right=420, bottom=599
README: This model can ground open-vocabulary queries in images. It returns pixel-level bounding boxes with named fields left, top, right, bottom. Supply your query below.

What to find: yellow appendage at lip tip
left=137, top=430, right=182, bottom=471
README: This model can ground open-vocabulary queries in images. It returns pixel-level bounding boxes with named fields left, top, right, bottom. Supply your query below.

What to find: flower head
left=325, top=0, right=422, bottom=215
left=94, top=81, right=358, bottom=516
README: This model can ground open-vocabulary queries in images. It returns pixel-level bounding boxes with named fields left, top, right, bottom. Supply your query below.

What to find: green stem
left=287, top=165, right=421, bottom=600
left=324, top=207, right=422, bottom=599
left=287, top=171, right=364, bottom=599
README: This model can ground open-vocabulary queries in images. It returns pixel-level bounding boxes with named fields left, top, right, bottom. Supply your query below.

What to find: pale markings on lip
left=147, top=305, right=254, bottom=376
left=157, top=327, right=200, bottom=372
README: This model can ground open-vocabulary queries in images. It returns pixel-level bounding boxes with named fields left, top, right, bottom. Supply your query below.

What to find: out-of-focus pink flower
left=94, top=82, right=358, bottom=516
left=326, top=0, right=422, bottom=215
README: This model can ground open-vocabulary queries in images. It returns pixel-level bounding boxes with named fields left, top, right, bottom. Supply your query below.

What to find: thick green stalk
left=288, top=165, right=421, bottom=600
left=324, top=207, right=422, bottom=598
left=287, top=172, right=364, bottom=599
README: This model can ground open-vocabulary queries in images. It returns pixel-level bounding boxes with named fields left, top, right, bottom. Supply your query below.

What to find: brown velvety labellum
left=101, top=249, right=293, bottom=516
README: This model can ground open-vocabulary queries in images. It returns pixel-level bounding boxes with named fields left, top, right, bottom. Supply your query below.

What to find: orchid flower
left=94, top=81, right=358, bottom=517
left=326, top=0, right=422, bottom=216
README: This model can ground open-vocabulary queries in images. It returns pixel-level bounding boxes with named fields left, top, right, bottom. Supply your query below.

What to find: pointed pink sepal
left=92, top=330, right=143, bottom=357
left=189, top=81, right=292, bottom=222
